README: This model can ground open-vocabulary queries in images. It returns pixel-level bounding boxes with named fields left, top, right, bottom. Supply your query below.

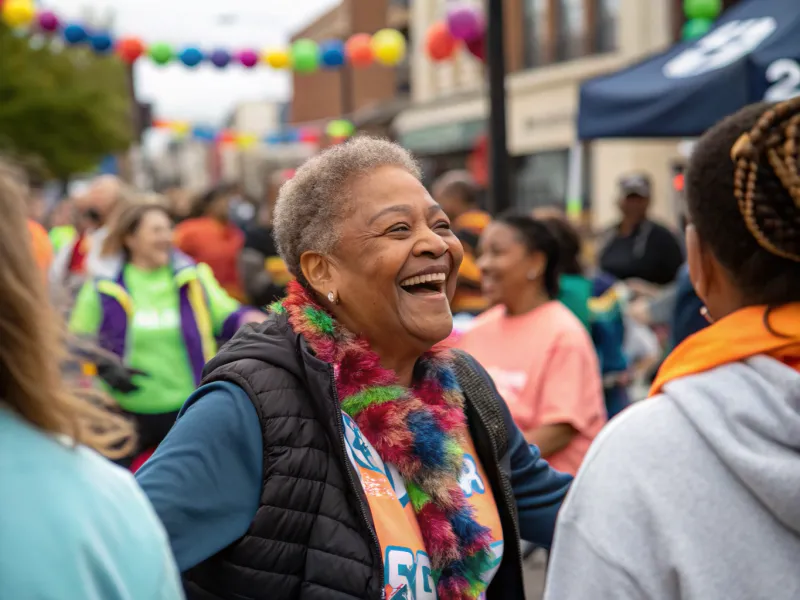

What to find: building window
left=524, top=0, right=619, bottom=69
left=523, top=0, right=550, bottom=67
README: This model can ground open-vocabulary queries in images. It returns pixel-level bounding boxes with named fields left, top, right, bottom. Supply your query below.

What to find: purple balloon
left=210, top=49, right=231, bottom=68
left=238, top=49, right=259, bottom=68
left=446, top=6, right=485, bottom=42
left=38, top=10, right=61, bottom=33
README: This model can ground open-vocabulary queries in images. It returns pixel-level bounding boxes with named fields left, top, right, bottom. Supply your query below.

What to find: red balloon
left=117, top=37, right=145, bottom=64
left=346, top=33, right=374, bottom=67
left=299, top=128, right=321, bottom=144
left=217, top=130, right=236, bottom=145
left=426, top=22, right=459, bottom=62
left=466, top=36, right=485, bottom=62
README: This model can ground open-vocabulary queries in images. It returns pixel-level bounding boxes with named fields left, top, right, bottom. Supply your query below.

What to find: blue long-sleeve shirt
left=137, top=379, right=572, bottom=573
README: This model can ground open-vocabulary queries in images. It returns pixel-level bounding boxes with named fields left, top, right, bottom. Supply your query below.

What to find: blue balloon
left=265, top=132, right=283, bottom=145
left=284, top=129, right=301, bottom=143
left=320, top=39, right=345, bottom=68
left=192, top=126, right=216, bottom=141
left=63, top=24, right=88, bottom=45
left=90, top=32, right=113, bottom=53
left=179, top=47, right=205, bottom=68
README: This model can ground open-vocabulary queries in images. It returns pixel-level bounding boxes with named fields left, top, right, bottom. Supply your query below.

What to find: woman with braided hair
left=545, top=98, right=800, bottom=600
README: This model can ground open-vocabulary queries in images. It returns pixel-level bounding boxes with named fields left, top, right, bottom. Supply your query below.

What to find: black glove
left=96, top=359, right=148, bottom=394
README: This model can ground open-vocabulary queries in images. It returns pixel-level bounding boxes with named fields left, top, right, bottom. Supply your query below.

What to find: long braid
left=731, top=97, right=800, bottom=262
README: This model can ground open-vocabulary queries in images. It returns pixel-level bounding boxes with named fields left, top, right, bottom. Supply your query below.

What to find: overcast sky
left=44, top=0, right=339, bottom=124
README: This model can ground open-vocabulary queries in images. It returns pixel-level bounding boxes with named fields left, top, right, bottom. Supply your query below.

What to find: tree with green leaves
left=0, top=24, right=132, bottom=179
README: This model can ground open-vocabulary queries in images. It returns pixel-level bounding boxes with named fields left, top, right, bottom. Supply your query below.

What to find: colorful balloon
left=218, top=130, right=236, bottom=144
left=682, top=18, right=714, bottom=40
left=446, top=5, right=485, bottom=42
left=209, top=49, right=230, bottom=68
left=465, top=36, right=485, bottom=61
left=236, top=133, right=258, bottom=149
left=90, top=32, right=114, bottom=54
left=37, top=10, right=60, bottom=33
left=171, top=121, right=191, bottom=137
left=371, top=29, right=406, bottom=66
left=320, top=39, right=345, bottom=68
left=179, top=47, right=204, bottom=68
left=238, top=49, right=259, bottom=68
left=263, top=48, right=291, bottom=69
left=426, top=22, right=459, bottom=62
left=2, top=0, right=35, bottom=28
left=192, top=126, right=216, bottom=141
left=684, top=0, right=722, bottom=20
left=291, top=39, right=319, bottom=73
left=298, top=128, right=321, bottom=143
left=345, top=33, right=374, bottom=67
left=116, top=37, right=145, bottom=64
left=149, top=42, right=174, bottom=66
left=63, top=23, right=87, bottom=45
left=326, top=119, right=355, bottom=139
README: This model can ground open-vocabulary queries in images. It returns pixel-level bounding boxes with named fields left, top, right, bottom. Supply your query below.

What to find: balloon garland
left=0, top=0, right=408, bottom=72
left=151, top=118, right=356, bottom=149
left=682, top=0, right=722, bottom=40
left=424, top=3, right=486, bottom=64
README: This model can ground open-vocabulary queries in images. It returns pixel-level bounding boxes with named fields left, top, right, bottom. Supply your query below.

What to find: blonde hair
left=0, top=164, right=134, bottom=457
left=101, top=201, right=171, bottom=258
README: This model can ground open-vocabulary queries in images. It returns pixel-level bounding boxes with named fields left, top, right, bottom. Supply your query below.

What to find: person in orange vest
left=28, top=219, right=53, bottom=272
left=432, top=170, right=491, bottom=315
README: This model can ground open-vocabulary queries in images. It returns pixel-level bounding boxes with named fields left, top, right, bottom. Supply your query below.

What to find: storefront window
left=514, top=147, right=591, bottom=212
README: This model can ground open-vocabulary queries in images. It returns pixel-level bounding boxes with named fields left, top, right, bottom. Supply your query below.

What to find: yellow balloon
left=263, top=48, right=291, bottom=69
left=371, top=29, right=407, bottom=66
left=236, top=133, right=258, bottom=150
left=170, top=121, right=191, bottom=137
left=2, top=0, right=36, bottom=28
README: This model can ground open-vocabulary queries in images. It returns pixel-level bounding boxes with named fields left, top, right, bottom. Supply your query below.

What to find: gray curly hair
left=273, top=136, right=421, bottom=281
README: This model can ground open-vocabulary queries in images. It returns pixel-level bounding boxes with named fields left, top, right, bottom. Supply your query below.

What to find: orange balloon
left=426, top=21, right=459, bottom=62
left=117, top=37, right=145, bottom=64
left=218, top=130, right=236, bottom=144
left=346, top=33, right=374, bottom=67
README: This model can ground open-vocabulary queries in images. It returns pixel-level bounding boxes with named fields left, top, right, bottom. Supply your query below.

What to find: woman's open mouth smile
left=399, top=271, right=447, bottom=297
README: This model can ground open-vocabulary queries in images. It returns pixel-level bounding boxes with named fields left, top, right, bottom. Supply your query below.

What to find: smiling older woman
left=136, top=137, right=572, bottom=600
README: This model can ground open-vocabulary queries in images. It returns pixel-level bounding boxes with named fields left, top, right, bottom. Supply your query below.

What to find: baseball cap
left=618, top=173, right=651, bottom=198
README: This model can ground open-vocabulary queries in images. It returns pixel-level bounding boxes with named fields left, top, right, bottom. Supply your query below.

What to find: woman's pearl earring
left=327, top=291, right=339, bottom=305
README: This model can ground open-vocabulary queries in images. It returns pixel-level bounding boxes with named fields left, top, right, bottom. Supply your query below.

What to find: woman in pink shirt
left=457, top=214, right=606, bottom=475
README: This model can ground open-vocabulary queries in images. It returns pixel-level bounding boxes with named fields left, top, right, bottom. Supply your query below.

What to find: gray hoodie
left=544, top=355, right=800, bottom=600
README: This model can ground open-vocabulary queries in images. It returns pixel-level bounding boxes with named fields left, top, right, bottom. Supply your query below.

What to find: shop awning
left=577, top=0, right=800, bottom=140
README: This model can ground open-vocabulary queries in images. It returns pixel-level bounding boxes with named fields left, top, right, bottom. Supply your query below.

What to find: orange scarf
left=650, top=304, right=800, bottom=396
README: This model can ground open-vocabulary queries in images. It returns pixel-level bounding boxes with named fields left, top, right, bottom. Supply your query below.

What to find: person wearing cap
left=432, top=170, right=491, bottom=315
left=599, top=173, right=684, bottom=286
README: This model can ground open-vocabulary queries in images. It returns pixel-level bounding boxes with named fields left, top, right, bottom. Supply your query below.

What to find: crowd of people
left=2, top=97, right=800, bottom=600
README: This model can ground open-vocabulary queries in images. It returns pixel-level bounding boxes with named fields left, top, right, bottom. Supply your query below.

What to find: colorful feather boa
left=272, top=281, right=494, bottom=599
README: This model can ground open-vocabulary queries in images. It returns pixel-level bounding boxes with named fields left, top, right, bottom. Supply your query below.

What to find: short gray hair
left=273, top=136, right=421, bottom=280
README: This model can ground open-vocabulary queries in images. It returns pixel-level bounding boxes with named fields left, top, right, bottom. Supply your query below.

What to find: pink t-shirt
left=456, top=301, right=606, bottom=475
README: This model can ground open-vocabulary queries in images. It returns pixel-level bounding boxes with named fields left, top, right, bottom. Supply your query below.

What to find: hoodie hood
left=664, top=355, right=800, bottom=535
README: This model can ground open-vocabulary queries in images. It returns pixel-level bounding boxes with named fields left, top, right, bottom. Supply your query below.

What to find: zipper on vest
left=329, top=366, right=385, bottom=595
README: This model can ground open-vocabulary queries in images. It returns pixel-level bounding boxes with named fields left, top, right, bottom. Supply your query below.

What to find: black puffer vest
left=183, top=314, right=525, bottom=600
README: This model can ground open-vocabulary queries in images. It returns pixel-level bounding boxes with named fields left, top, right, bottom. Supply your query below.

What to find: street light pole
left=486, top=0, right=511, bottom=214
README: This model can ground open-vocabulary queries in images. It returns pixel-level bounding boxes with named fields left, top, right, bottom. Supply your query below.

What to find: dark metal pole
left=487, top=0, right=511, bottom=214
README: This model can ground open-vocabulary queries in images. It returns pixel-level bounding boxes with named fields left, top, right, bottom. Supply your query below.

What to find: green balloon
left=149, top=42, right=174, bottom=66
left=682, top=18, right=714, bottom=41
left=684, top=0, right=721, bottom=20
left=326, top=119, right=354, bottom=138
left=292, top=39, right=319, bottom=74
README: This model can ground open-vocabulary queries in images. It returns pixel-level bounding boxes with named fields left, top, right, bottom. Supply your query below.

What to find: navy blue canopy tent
left=578, top=0, right=800, bottom=139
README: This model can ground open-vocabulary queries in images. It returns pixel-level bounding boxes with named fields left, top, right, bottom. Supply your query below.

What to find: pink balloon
left=446, top=6, right=485, bottom=42
left=38, top=10, right=61, bottom=32
left=238, top=49, right=259, bottom=68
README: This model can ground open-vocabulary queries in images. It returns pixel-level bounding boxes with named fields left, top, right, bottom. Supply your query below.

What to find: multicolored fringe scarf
left=272, top=281, right=494, bottom=599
